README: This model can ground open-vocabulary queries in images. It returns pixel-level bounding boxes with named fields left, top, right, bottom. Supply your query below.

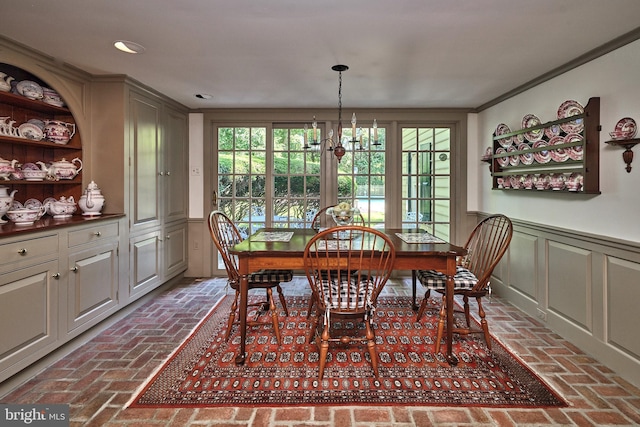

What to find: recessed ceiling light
left=114, top=40, right=145, bottom=54
left=195, top=94, right=213, bottom=100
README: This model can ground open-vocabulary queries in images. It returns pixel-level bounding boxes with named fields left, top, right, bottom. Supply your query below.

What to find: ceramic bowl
left=22, top=169, right=48, bottom=181
left=6, top=208, right=44, bottom=224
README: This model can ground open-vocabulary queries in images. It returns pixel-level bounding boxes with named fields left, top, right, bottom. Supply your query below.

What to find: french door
left=211, top=121, right=453, bottom=269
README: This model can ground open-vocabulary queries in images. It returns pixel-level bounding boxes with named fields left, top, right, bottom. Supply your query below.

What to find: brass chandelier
left=303, top=65, right=380, bottom=162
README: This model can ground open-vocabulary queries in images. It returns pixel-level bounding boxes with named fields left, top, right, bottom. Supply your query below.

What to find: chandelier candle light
left=304, top=65, right=380, bottom=162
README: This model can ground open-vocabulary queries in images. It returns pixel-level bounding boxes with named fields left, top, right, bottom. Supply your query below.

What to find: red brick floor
left=2, top=276, right=640, bottom=426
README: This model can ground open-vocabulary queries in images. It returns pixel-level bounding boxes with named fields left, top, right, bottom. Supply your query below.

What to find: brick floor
left=2, top=276, right=640, bottom=426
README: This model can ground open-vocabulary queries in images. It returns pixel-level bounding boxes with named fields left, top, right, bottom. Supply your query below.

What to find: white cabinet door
left=66, top=242, right=119, bottom=333
left=0, top=260, right=59, bottom=380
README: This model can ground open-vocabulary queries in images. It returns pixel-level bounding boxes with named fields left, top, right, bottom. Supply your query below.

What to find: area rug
left=129, top=295, right=566, bottom=408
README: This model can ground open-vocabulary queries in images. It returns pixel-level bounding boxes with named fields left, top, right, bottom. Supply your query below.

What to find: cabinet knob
left=52, top=273, right=60, bottom=279
left=166, top=234, right=171, bottom=240
left=94, top=231, right=102, bottom=237
left=71, top=266, right=78, bottom=273
left=158, top=171, right=164, bottom=176
left=17, top=248, right=27, bottom=255
left=166, top=171, right=171, bottom=176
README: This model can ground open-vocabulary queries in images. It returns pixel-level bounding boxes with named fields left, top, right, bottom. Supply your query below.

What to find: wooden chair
left=307, top=205, right=367, bottom=318
left=415, top=214, right=513, bottom=351
left=303, top=226, right=396, bottom=380
left=207, top=210, right=291, bottom=344
left=310, top=205, right=365, bottom=231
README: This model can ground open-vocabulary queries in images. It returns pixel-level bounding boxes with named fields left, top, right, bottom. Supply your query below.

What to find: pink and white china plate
left=545, top=123, right=562, bottom=139
left=507, top=146, right=520, bottom=166
left=610, top=117, right=637, bottom=140
left=522, top=114, right=543, bottom=142
left=558, top=100, right=584, bottom=133
left=495, top=147, right=509, bottom=168
left=532, top=140, right=551, bottom=164
left=549, top=135, right=569, bottom=163
left=495, top=123, right=513, bottom=147
left=564, top=133, right=583, bottom=161
left=518, top=143, right=534, bottom=165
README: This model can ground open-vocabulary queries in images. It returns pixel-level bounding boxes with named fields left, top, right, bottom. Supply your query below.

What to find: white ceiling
left=2, top=0, right=640, bottom=110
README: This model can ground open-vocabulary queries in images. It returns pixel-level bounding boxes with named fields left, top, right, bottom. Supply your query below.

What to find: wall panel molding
left=473, top=211, right=640, bottom=388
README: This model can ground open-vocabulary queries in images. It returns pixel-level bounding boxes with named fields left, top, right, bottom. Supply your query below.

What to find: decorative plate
left=545, top=123, right=561, bottom=139
left=549, top=135, right=569, bottom=163
left=18, top=122, right=44, bottom=140
left=495, top=123, right=513, bottom=147
left=558, top=100, right=584, bottom=133
left=27, top=118, right=45, bottom=130
left=15, top=80, right=44, bottom=100
left=495, top=147, right=509, bottom=168
left=507, top=146, right=520, bottom=166
left=564, top=133, right=584, bottom=161
left=21, top=162, right=39, bottom=171
left=532, top=141, right=551, bottom=164
left=514, top=133, right=525, bottom=144
left=11, top=201, right=24, bottom=210
left=518, top=143, right=534, bottom=165
left=24, top=198, right=43, bottom=210
left=522, top=114, right=543, bottom=142
left=614, top=117, right=637, bottom=139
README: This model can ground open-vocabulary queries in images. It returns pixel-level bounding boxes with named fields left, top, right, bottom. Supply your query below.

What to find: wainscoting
left=486, top=214, right=640, bottom=388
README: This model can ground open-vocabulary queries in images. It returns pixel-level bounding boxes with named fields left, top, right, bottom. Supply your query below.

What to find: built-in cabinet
left=91, top=79, right=189, bottom=302
left=0, top=45, right=189, bottom=386
left=0, top=216, right=122, bottom=383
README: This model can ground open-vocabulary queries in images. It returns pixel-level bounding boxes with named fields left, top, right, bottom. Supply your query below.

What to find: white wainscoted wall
left=469, top=39, right=640, bottom=387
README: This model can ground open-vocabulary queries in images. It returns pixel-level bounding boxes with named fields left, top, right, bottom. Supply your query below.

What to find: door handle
left=212, top=191, right=218, bottom=208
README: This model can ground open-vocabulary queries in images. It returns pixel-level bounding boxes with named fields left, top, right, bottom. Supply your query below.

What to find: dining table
left=229, top=227, right=466, bottom=366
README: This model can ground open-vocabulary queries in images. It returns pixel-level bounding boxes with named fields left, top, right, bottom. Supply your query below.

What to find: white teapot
left=0, top=186, right=17, bottom=223
left=37, top=158, right=83, bottom=180
left=79, top=181, right=105, bottom=216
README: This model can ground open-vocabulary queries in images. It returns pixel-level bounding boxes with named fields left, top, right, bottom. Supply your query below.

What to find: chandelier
left=303, top=65, right=380, bottom=162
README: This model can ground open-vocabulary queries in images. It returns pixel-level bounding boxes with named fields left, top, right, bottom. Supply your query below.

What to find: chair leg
left=365, top=318, right=379, bottom=377
left=276, top=284, right=289, bottom=316
left=225, top=291, right=240, bottom=341
left=317, top=320, right=330, bottom=381
left=415, top=289, right=431, bottom=321
left=266, top=288, right=281, bottom=345
left=306, top=294, right=316, bottom=319
left=477, top=296, right=492, bottom=350
left=463, top=294, right=471, bottom=327
left=411, top=270, right=418, bottom=310
left=307, top=311, right=320, bottom=344
left=434, top=295, right=447, bottom=354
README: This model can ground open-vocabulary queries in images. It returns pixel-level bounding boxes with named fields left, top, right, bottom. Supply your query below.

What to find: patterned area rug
left=129, top=295, right=566, bottom=408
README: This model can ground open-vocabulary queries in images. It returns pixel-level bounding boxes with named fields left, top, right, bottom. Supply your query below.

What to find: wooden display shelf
left=489, top=97, right=600, bottom=194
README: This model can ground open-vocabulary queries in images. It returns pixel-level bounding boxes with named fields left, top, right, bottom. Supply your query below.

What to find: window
left=401, top=127, right=451, bottom=241
left=213, top=120, right=455, bottom=245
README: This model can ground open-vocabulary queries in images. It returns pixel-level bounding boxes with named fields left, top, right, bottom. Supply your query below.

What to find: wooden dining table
left=229, top=227, right=466, bottom=366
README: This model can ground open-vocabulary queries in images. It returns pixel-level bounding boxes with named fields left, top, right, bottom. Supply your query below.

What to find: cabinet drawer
left=1, top=235, right=59, bottom=267
left=68, top=222, right=119, bottom=247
